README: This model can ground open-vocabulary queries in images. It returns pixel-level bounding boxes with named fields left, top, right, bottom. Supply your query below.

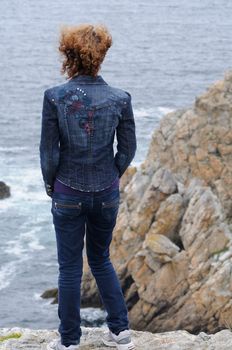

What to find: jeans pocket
left=101, top=196, right=120, bottom=222
left=52, top=198, right=82, bottom=218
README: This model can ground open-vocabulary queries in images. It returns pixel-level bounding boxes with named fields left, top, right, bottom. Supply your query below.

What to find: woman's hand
left=44, top=182, right=53, bottom=197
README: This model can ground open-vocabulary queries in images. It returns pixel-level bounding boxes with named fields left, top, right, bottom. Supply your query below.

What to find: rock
left=41, top=280, right=103, bottom=308
left=143, top=233, right=180, bottom=263
left=1, top=327, right=232, bottom=350
left=79, top=70, right=232, bottom=334
left=147, top=193, right=185, bottom=243
left=119, top=166, right=137, bottom=193
left=0, top=181, right=10, bottom=199
left=40, top=288, right=58, bottom=304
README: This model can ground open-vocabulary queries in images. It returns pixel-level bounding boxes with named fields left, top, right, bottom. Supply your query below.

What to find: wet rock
left=40, top=288, right=58, bottom=304
left=0, top=181, right=10, bottom=199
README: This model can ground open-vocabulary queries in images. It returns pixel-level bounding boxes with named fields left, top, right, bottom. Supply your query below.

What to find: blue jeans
left=51, top=185, right=129, bottom=347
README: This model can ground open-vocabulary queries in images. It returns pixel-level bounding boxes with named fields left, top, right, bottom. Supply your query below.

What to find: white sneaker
left=102, top=329, right=136, bottom=350
left=47, top=339, right=80, bottom=350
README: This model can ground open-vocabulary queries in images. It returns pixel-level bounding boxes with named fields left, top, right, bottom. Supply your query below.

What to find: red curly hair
left=58, top=23, right=112, bottom=79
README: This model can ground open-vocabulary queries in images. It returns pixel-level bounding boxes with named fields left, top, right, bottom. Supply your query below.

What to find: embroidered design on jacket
left=61, top=88, right=94, bottom=135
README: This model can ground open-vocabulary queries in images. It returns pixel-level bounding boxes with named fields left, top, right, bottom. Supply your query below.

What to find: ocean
left=0, top=0, right=231, bottom=329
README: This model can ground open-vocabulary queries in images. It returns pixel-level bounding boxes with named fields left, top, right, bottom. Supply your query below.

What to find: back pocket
left=101, top=196, right=120, bottom=222
left=52, top=199, right=82, bottom=218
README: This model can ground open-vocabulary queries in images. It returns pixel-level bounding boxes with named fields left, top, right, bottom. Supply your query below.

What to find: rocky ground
left=1, top=327, right=232, bottom=349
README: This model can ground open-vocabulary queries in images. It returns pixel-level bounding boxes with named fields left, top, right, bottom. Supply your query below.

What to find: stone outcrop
left=80, top=70, right=232, bottom=334
left=0, top=181, right=10, bottom=199
left=1, top=327, right=232, bottom=350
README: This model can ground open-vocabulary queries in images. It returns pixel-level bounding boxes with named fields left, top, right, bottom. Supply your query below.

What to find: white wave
left=134, top=106, right=175, bottom=120
left=134, top=107, right=156, bottom=118
left=1, top=227, right=46, bottom=290
left=33, top=292, right=55, bottom=306
left=6, top=168, right=42, bottom=191
left=5, top=228, right=45, bottom=260
left=34, top=292, right=43, bottom=301
left=41, top=261, right=56, bottom=267
left=0, top=146, right=28, bottom=152
left=0, top=197, right=12, bottom=211
left=0, top=254, right=29, bottom=291
left=20, top=228, right=46, bottom=252
left=0, top=261, right=17, bottom=290
left=80, top=307, right=106, bottom=321
left=0, top=168, right=49, bottom=212
left=28, top=240, right=45, bottom=251
left=157, top=106, right=175, bottom=115
left=5, top=240, right=27, bottom=257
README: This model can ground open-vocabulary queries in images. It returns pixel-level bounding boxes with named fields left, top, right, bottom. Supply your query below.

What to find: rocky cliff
left=80, top=70, right=232, bottom=334
left=1, top=327, right=232, bottom=349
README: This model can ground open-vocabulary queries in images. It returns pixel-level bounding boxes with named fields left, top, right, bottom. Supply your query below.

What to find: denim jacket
left=39, top=74, right=137, bottom=195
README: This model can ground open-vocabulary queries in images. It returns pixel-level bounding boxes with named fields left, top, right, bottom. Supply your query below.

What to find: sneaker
left=47, top=339, right=80, bottom=350
left=102, top=329, right=136, bottom=350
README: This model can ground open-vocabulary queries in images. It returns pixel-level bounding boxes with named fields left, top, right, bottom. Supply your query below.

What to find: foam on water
left=1, top=227, right=46, bottom=290
left=33, top=292, right=53, bottom=306
left=20, top=229, right=46, bottom=252
left=34, top=292, right=42, bottom=301
left=0, top=146, right=29, bottom=152
left=0, top=255, right=30, bottom=291
left=157, top=107, right=175, bottom=115
left=0, top=168, right=49, bottom=212
left=5, top=240, right=27, bottom=258
left=134, top=107, right=158, bottom=118
left=134, top=106, right=174, bottom=119
left=0, top=262, right=19, bottom=290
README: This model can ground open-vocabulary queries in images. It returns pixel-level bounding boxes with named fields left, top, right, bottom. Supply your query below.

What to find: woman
left=40, top=23, right=137, bottom=350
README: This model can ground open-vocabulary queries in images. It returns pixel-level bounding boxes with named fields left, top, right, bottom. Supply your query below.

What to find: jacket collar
left=70, top=74, right=108, bottom=85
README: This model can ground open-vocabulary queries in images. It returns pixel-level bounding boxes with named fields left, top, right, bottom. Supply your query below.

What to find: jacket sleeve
left=114, top=91, right=137, bottom=178
left=39, top=89, right=60, bottom=195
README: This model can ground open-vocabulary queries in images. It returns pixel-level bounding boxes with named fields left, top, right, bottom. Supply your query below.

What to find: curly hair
left=58, top=23, right=112, bottom=79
